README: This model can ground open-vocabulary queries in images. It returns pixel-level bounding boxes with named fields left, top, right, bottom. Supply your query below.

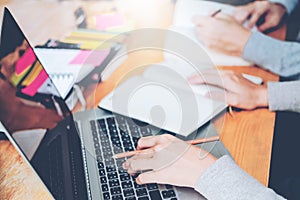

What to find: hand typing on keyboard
left=91, top=117, right=179, bottom=200
left=121, top=134, right=217, bottom=188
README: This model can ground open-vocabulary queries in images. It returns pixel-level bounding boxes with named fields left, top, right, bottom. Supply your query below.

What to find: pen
left=211, top=9, right=222, bottom=17
left=113, top=136, right=220, bottom=159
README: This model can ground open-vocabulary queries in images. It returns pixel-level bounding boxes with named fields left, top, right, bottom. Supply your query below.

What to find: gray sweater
left=270, top=0, right=298, bottom=14
left=243, top=31, right=300, bottom=113
left=193, top=9, right=300, bottom=199
left=195, top=156, right=285, bottom=200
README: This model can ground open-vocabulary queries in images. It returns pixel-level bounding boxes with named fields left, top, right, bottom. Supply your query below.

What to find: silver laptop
left=0, top=8, right=213, bottom=200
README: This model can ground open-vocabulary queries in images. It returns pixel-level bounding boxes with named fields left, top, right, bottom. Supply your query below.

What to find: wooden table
left=91, top=0, right=283, bottom=186
left=215, top=67, right=278, bottom=185
left=0, top=0, right=284, bottom=198
left=0, top=139, right=53, bottom=199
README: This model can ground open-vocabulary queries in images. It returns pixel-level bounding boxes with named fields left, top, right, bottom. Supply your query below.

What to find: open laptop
left=0, top=8, right=212, bottom=200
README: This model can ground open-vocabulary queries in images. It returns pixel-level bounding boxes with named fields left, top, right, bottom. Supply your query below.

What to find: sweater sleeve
left=194, top=156, right=285, bottom=200
left=268, top=81, right=300, bottom=113
left=269, top=0, right=298, bottom=14
left=242, top=31, right=300, bottom=78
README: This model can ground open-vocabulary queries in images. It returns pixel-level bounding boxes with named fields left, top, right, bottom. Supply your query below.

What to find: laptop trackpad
left=176, top=186, right=206, bottom=200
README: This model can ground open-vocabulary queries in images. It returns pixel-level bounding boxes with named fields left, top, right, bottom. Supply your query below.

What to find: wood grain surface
left=215, top=66, right=279, bottom=185
left=0, top=0, right=285, bottom=198
left=0, top=140, right=52, bottom=199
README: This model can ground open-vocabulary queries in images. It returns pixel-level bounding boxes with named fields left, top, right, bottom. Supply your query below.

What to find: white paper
left=172, top=0, right=254, bottom=66
left=34, top=48, right=94, bottom=99
left=173, top=0, right=235, bottom=27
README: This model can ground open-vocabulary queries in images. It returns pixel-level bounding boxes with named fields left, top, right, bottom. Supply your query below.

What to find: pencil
left=189, top=135, right=220, bottom=145
left=228, top=106, right=234, bottom=117
left=211, top=9, right=222, bottom=17
left=112, top=136, right=220, bottom=159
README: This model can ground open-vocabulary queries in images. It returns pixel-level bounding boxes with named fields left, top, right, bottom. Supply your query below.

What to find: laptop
left=0, top=8, right=209, bottom=200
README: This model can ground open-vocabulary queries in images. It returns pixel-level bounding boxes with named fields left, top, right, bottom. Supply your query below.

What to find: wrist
left=255, top=85, right=269, bottom=107
left=272, top=2, right=288, bottom=14
left=275, top=3, right=287, bottom=14
left=190, top=147, right=217, bottom=187
left=269, top=0, right=296, bottom=14
left=238, top=29, right=251, bottom=56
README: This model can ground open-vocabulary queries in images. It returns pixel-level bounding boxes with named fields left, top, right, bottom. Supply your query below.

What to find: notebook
left=34, top=46, right=126, bottom=99
left=172, top=0, right=255, bottom=66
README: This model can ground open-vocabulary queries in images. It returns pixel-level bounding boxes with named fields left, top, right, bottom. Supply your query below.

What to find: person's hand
left=122, top=134, right=217, bottom=188
left=188, top=69, right=269, bottom=110
left=234, top=1, right=287, bottom=32
left=193, top=13, right=251, bottom=56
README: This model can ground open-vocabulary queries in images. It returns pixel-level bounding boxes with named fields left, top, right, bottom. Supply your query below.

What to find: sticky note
left=21, top=61, right=43, bottom=86
left=15, top=48, right=36, bottom=75
left=70, top=50, right=110, bottom=66
left=95, top=14, right=125, bottom=30
left=21, top=69, right=48, bottom=96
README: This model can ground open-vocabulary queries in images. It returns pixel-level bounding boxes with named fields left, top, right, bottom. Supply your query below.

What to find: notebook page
left=172, top=0, right=254, bottom=66
left=173, top=0, right=235, bottom=27
left=34, top=48, right=104, bottom=99
left=34, top=48, right=82, bottom=98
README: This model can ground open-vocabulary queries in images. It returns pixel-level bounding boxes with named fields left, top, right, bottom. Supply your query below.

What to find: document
left=172, top=0, right=255, bottom=66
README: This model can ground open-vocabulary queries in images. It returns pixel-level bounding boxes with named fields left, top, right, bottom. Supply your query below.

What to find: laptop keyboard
left=89, top=116, right=178, bottom=200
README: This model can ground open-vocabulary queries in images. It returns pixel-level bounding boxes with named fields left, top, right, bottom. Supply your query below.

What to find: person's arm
left=268, top=81, right=300, bottom=112
left=269, top=0, right=298, bottom=14
left=188, top=70, right=300, bottom=113
left=193, top=12, right=300, bottom=78
left=234, top=1, right=289, bottom=31
left=195, top=155, right=285, bottom=200
left=233, top=0, right=298, bottom=31
left=120, top=135, right=284, bottom=199
left=243, top=31, right=300, bottom=77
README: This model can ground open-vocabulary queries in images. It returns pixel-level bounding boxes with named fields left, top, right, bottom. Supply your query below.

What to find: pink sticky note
left=21, top=69, right=48, bottom=96
left=95, top=14, right=125, bottom=30
left=15, top=48, right=36, bottom=75
left=70, top=50, right=110, bottom=66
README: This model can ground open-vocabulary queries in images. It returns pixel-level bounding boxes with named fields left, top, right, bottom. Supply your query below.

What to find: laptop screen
left=0, top=5, right=70, bottom=170
left=0, top=9, right=65, bottom=109
left=0, top=8, right=73, bottom=130
left=0, top=8, right=76, bottom=198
